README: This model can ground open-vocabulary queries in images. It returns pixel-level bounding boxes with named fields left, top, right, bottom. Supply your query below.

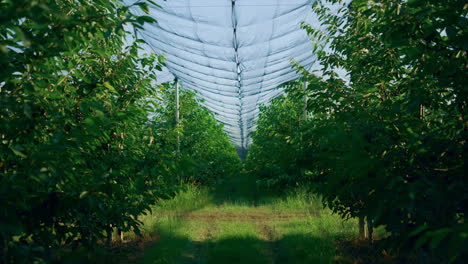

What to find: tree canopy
left=247, top=0, right=467, bottom=262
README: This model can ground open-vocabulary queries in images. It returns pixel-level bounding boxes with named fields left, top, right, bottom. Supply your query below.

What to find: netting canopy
left=128, top=0, right=322, bottom=149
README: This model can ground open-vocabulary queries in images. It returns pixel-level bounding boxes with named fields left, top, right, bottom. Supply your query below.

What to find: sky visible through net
left=128, top=0, right=326, bottom=149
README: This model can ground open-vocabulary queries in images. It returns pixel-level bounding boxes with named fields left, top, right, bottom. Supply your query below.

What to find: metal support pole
left=303, top=80, right=308, bottom=121
left=175, top=79, right=180, bottom=153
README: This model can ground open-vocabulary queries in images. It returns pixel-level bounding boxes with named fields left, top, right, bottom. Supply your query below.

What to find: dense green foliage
left=0, top=0, right=164, bottom=261
left=247, top=0, right=467, bottom=262
left=0, top=0, right=240, bottom=262
left=246, top=81, right=308, bottom=189
left=2, top=0, right=466, bottom=262
left=151, top=86, right=242, bottom=185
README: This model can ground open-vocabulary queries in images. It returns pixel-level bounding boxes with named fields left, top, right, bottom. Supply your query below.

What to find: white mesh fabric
left=127, top=0, right=321, bottom=149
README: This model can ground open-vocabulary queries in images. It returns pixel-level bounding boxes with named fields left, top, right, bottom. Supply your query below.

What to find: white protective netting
left=128, top=0, right=325, bottom=149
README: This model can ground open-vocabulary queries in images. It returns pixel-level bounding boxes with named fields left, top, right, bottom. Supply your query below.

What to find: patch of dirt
left=257, top=223, right=280, bottom=264
left=105, top=233, right=161, bottom=264
left=179, top=222, right=217, bottom=264
left=200, top=223, right=216, bottom=241
left=258, top=224, right=278, bottom=242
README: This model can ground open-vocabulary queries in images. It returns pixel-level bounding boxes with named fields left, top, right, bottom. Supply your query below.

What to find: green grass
left=129, top=174, right=358, bottom=264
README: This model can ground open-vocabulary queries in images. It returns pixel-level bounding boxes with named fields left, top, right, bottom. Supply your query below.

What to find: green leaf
left=9, top=146, right=27, bottom=158
left=80, top=191, right=89, bottom=198
left=136, top=15, right=156, bottom=25
left=134, top=2, right=150, bottom=14
left=409, top=224, right=429, bottom=237
left=103, top=81, right=118, bottom=94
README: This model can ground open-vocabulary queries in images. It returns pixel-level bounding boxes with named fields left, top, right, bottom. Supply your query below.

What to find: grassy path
left=130, top=174, right=358, bottom=264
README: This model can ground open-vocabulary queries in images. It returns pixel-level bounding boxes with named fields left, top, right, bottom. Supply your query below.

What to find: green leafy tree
left=246, top=81, right=308, bottom=189
left=299, top=0, right=467, bottom=261
left=0, top=0, right=166, bottom=261
left=249, top=0, right=467, bottom=261
left=152, top=85, right=242, bottom=185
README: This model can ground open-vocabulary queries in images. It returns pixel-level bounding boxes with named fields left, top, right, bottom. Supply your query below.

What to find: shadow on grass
left=135, top=173, right=341, bottom=263
left=139, top=229, right=338, bottom=264
left=275, top=233, right=337, bottom=264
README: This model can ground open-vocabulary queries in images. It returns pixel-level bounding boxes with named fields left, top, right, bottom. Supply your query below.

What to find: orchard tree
left=297, top=0, right=467, bottom=261
left=152, top=85, right=242, bottom=185
left=0, top=0, right=166, bottom=261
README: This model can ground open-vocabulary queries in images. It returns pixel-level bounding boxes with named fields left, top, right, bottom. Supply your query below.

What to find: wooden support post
left=420, top=104, right=425, bottom=120
left=175, top=79, right=180, bottom=153
left=367, top=218, right=374, bottom=243
left=359, top=216, right=365, bottom=240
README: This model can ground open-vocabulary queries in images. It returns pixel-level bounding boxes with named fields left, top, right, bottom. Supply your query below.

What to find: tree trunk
left=120, top=229, right=124, bottom=242
left=106, top=227, right=112, bottom=246
left=359, top=216, right=365, bottom=240
left=112, top=227, right=124, bottom=243
left=367, top=218, right=374, bottom=243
